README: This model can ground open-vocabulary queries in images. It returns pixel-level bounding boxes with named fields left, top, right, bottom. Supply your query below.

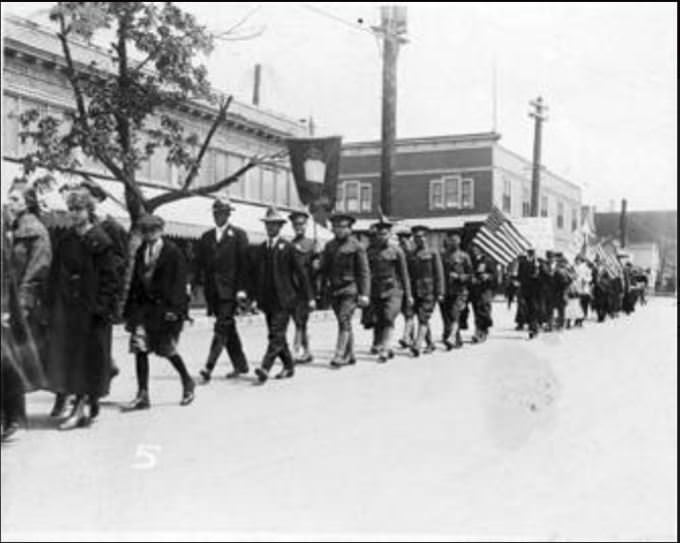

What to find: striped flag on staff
left=594, top=242, right=622, bottom=277
left=471, top=206, right=533, bottom=266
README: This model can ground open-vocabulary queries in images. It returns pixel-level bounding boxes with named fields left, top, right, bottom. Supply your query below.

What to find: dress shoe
left=89, top=398, right=100, bottom=420
left=1, top=421, right=21, bottom=442
left=180, top=379, right=196, bottom=406
left=424, top=344, right=436, bottom=354
left=330, top=358, right=344, bottom=368
left=122, top=391, right=151, bottom=411
left=369, top=346, right=379, bottom=355
left=443, top=339, right=454, bottom=351
left=199, top=369, right=211, bottom=383
left=255, top=368, right=268, bottom=383
left=49, top=394, right=68, bottom=418
left=398, top=339, right=409, bottom=349
left=387, top=350, right=395, bottom=359
left=59, top=400, right=90, bottom=431
left=295, top=354, right=314, bottom=364
left=410, top=345, right=421, bottom=357
left=275, top=368, right=295, bottom=380
left=377, top=353, right=388, bottom=363
left=346, top=356, right=356, bottom=365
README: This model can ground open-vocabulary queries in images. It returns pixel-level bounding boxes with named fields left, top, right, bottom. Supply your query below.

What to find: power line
left=298, top=3, right=375, bottom=36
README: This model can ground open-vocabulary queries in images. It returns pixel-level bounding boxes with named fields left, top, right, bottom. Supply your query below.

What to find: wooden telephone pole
left=373, top=6, right=408, bottom=216
left=529, top=96, right=548, bottom=217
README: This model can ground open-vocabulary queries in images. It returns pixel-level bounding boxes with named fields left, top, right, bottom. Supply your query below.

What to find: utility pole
left=529, top=96, right=548, bottom=217
left=373, top=6, right=407, bottom=216
left=619, top=198, right=628, bottom=248
left=252, top=63, right=261, bottom=106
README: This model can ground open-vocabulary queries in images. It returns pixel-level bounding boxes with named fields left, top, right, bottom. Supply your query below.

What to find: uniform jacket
left=125, top=238, right=189, bottom=333
left=194, top=224, right=249, bottom=314
left=441, top=248, right=473, bottom=294
left=470, top=253, right=498, bottom=296
left=319, top=236, right=370, bottom=298
left=253, top=237, right=313, bottom=311
left=518, top=256, right=548, bottom=293
left=291, top=235, right=319, bottom=301
left=367, top=241, right=412, bottom=301
left=407, top=246, right=444, bottom=300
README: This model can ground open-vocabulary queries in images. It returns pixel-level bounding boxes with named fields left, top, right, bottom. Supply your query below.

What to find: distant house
left=594, top=210, right=677, bottom=292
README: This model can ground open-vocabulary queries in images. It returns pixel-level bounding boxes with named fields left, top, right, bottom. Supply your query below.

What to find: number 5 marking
left=133, top=444, right=161, bottom=469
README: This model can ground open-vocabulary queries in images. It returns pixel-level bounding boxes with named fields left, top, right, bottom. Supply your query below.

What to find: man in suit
left=288, top=210, right=319, bottom=364
left=124, top=215, right=195, bottom=410
left=253, top=207, right=314, bottom=384
left=318, top=212, right=370, bottom=368
left=366, top=218, right=413, bottom=363
left=518, top=247, right=547, bottom=339
left=193, top=195, right=250, bottom=382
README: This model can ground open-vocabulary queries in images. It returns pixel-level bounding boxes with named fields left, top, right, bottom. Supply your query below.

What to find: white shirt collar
left=215, top=222, right=229, bottom=241
left=267, top=235, right=280, bottom=248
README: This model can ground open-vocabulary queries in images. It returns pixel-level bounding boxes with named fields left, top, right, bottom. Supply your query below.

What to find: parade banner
left=286, top=136, right=342, bottom=225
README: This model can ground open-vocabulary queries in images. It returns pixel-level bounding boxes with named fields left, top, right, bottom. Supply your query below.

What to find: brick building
left=338, top=133, right=582, bottom=251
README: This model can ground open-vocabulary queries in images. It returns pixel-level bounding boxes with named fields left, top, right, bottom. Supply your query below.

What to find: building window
left=444, top=176, right=460, bottom=208
left=572, top=206, right=579, bottom=232
left=461, top=178, right=474, bottom=209
left=360, top=183, right=372, bottom=212
left=430, top=179, right=444, bottom=209
left=540, top=195, right=549, bottom=217
left=557, top=200, right=565, bottom=229
left=227, top=153, right=246, bottom=198
left=3, top=94, right=20, bottom=157
left=344, top=181, right=360, bottom=212
left=261, top=167, right=276, bottom=203
left=245, top=166, right=262, bottom=201
left=335, top=184, right=345, bottom=211
left=502, top=177, right=512, bottom=213
left=522, top=186, right=531, bottom=217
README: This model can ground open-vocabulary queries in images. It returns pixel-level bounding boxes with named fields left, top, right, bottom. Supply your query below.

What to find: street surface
left=1, top=298, right=677, bottom=540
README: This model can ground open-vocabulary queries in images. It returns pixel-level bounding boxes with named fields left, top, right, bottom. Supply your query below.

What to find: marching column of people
left=1, top=185, right=652, bottom=441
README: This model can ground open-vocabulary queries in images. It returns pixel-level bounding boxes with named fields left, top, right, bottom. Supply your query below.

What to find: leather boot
left=49, top=393, right=68, bottom=418
left=331, top=330, right=350, bottom=367
left=202, top=335, right=224, bottom=382
left=180, top=378, right=195, bottom=406
left=123, top=390, right=150, bottom=411
left=59, top=397, right=89, bottom=430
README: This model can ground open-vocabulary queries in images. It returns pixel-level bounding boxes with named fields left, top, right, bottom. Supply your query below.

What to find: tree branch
left=145, top=150, right=287, bottom=211
left=182, top=95, right=232, bottom=191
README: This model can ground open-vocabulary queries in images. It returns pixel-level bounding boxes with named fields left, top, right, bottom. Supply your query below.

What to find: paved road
left=1, top=298, right=677, bottom=540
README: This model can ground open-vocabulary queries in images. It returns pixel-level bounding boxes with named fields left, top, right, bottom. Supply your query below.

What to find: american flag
left=471, top=206, right=533, bottom=266
left=593, top=242, right=622, bottom=278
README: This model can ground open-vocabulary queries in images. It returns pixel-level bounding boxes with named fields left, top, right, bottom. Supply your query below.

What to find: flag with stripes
left=471, top=206, right=533, bottom=266
left=593, top=242, right=622, bottom=278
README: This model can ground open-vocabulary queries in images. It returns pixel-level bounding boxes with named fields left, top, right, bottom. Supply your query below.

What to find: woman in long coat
left=46, top=188, right=119, bottom=430
left=1, top=181, right=52, bottom=440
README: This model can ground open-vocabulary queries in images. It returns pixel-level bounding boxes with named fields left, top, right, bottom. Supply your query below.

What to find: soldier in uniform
left=518, top=247, right=546, bottom=339
left=395, top=225, right=416, bottom=350
left=318, top=213, right=370, bottom=368
left=366, top=218, right=413, bottom=363
left=124, top=215, right=195, bottom=410
left=407, top=225, right=444, bottom=356
left=469, top=244, right=497, bottom=343
left=288, top=210, right=319, bottom=364
left=440, top=232, right=472, bottom=349
left=193, top=195, right=250, bottom=382
left=253, top=207, right=314, bottom=384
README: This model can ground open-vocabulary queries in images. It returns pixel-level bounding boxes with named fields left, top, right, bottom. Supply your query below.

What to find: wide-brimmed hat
left=329, top=212, right=356, bottom=226
left=138, top=214, right=165, bottom=231
left=261, top=206, right=286, bottom=223
left=371, top=217, right=394, bottom=230
left=289, top=210, right=310, bottom=222
left=212, top=194, right=234, bottom=211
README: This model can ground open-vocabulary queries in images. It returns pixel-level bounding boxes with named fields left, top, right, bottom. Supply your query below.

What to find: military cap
left=138, top=214, right=165, bottom=231
left=329, top=212, right=356, bottom=226
left=394, top=223, right=412, bottom=237
left=212, top=194, right=234, bottom=211
left=261, top=205, right=286, bottom=223
left=371, top=217, right=394, bottom=230
left=289, top=210, right=310, bottom=222
left=411, top=224, right=431, bottom=234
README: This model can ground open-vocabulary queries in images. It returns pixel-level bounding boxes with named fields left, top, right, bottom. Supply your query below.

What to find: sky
left=3, top=2, right=677, bottom=211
